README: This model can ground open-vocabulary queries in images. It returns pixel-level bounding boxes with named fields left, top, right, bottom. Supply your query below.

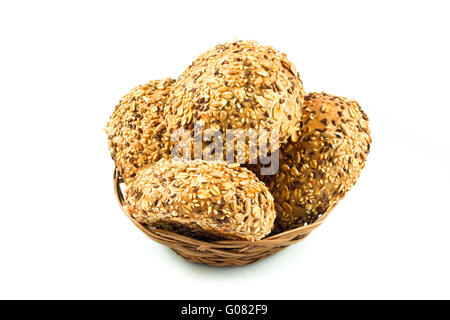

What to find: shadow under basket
left=114, top=170, right=332, bottom=267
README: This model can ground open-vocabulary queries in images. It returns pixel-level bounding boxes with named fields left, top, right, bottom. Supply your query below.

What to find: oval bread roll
left=165, top=40, right=305, bottom=162
left=254, top=92, right=371, bottom=230
left=125, top=159, right=276, bottom=241
left=105, top=79, right=175, bottom=184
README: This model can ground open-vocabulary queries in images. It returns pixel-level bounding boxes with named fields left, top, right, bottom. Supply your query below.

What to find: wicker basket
left=114, top=169, right=332, bottom=267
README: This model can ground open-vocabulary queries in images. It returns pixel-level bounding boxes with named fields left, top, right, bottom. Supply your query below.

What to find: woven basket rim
left=113, top=168, right=332, bottom=247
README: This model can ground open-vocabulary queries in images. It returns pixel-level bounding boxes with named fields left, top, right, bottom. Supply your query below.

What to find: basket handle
left=113, top=169, right=126, bottom=207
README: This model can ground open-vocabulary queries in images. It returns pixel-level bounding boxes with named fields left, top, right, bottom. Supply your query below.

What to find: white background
left=1, top=0, right=449, bottom=299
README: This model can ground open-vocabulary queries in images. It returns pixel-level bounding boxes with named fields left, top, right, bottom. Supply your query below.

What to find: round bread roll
left=105, top=79, right=175, bottom=184
left=253, top=92, right=371, bottom=230
left=125, top=159, right=276, bottom=241
left=165, top=40, right=304, bottom=162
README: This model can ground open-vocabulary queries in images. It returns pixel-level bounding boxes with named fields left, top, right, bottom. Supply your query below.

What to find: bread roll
left=125, top=159, right=276, bottom=241
left=252, top=92, right=371, bottom=230
left=105, top=79, right=174, bottom=184
left=165, top=40, right=305, bottom=162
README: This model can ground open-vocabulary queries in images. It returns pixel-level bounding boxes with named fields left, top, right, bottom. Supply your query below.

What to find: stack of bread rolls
left=106, top=40, right=371, bottom=241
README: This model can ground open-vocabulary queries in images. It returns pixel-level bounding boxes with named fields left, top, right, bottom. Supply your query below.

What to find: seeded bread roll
left=105, top=79, right=175, bottom=184
left=165, top=40, right=305, bottom=162
left=252, top=92, right=371, bottom=230
left=125, top=159, right=276, bottom=241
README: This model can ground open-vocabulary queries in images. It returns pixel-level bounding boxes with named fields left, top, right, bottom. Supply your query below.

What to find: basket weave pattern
left=114, top=170, right=331, bottom=266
